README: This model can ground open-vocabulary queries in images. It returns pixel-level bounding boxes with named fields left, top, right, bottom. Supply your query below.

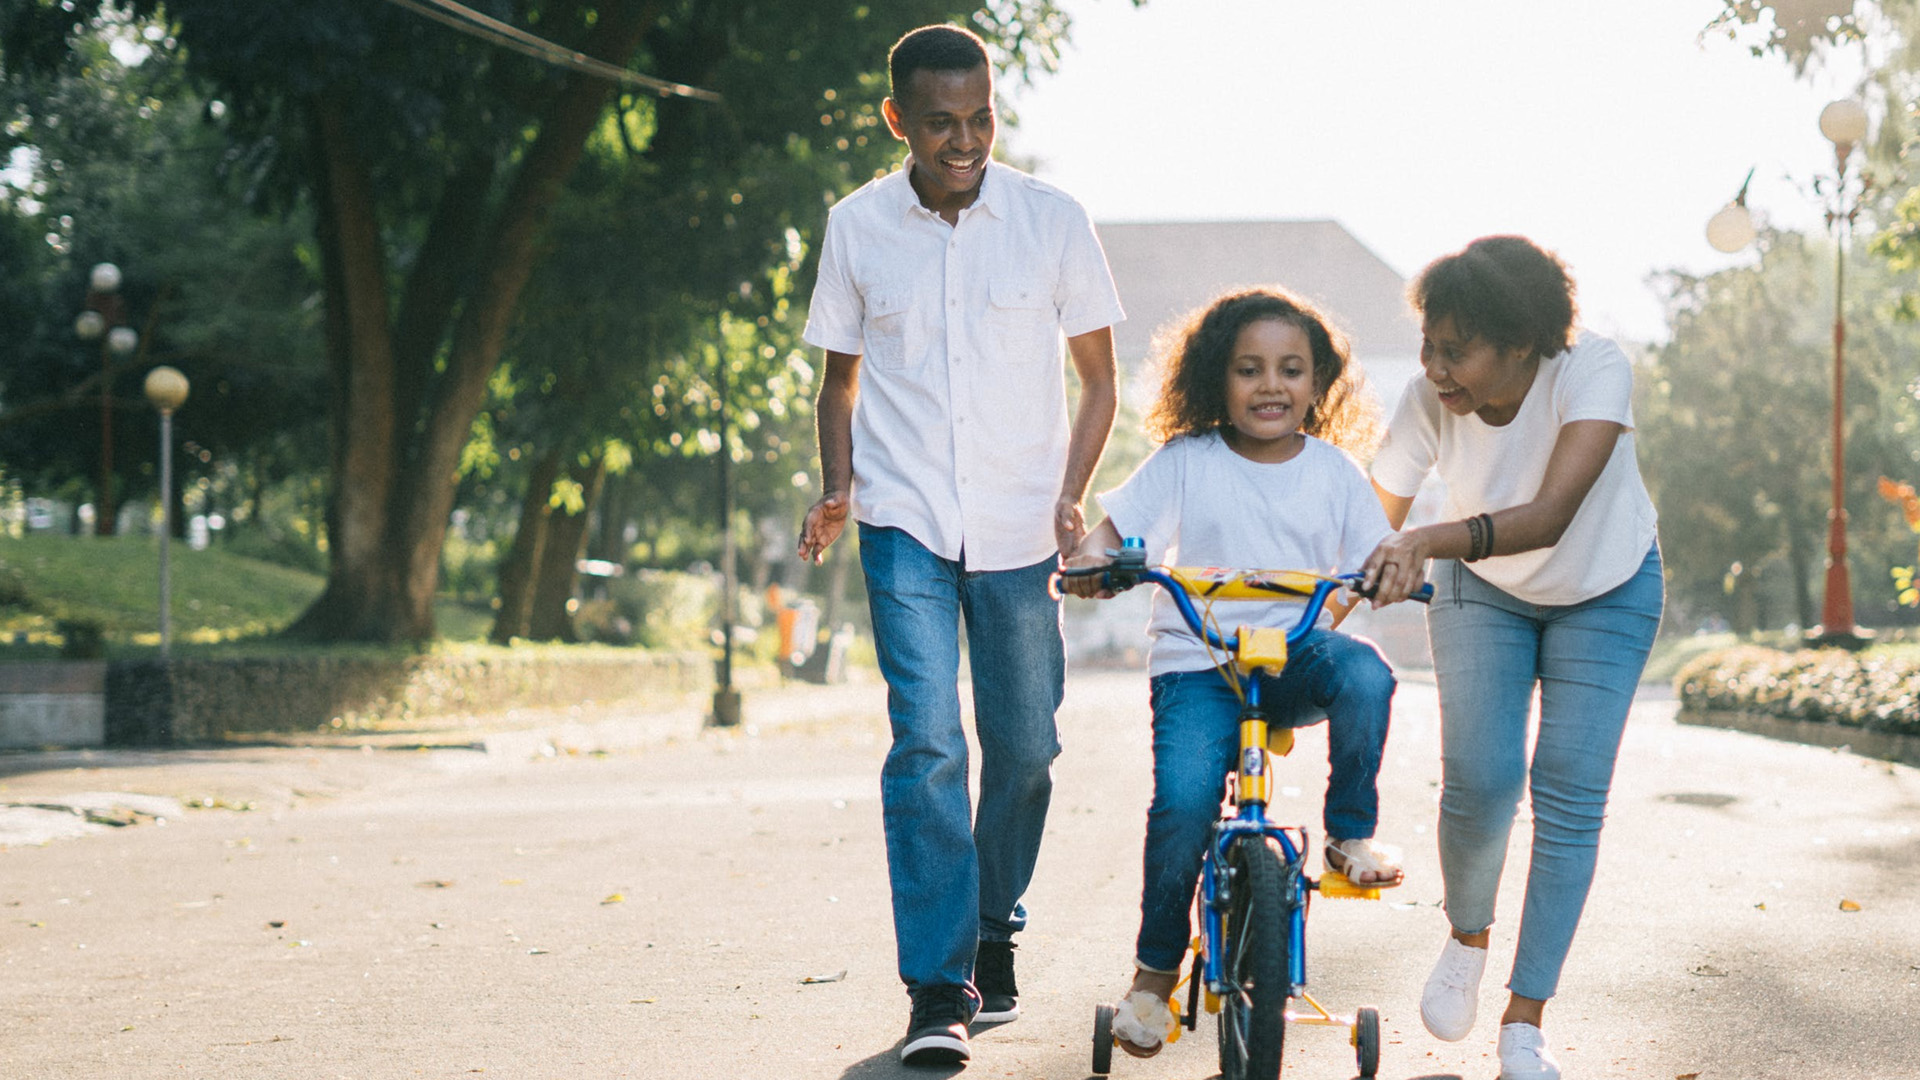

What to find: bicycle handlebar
left=1053, top=537, right=1432, bottom=655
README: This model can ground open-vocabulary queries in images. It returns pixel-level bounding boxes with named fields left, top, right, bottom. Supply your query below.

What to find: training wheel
left=1092, top=1003, right=1115, bottom=1074
left=1354, top=1005, right=1381, bottom=1078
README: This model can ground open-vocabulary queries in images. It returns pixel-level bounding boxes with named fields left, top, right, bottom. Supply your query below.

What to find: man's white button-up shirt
left=802, top=161, right=1125, bottom=571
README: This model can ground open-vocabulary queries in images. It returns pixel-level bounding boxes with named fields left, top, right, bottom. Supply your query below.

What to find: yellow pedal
left=1166, top=998, right=1183, bottom=1044
left=1317, top=871, right=1382, bottom=900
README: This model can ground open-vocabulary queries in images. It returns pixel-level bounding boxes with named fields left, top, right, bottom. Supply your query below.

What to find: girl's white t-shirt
left=1098, top=431, right=1392, bottom=677
left=1370, top=331, right=1659, bottom=606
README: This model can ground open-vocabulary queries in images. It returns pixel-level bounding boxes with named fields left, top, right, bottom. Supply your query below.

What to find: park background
left=1, top=0, right=1917, bottom=742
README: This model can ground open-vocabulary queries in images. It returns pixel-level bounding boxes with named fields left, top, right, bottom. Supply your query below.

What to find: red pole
left=1820, top=212, right=1856, bottom=640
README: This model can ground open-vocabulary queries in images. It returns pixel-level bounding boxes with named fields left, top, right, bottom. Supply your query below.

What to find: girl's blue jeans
left=858, top=524, right=1064, bottom=1000
left=1135, top=629, right=1396, bottom=972
left=1427, top=545, right=1663, bottom=1001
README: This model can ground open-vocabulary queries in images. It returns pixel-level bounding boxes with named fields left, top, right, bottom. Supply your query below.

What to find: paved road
left=2, top=671, right=1916, bottom=1079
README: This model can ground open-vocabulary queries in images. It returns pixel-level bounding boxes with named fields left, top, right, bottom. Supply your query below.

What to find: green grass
left=0, top=533, right=490, bottom=654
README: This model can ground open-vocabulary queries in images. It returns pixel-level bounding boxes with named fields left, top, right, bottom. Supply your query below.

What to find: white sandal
left=1325, top=837, right=1405, bottom=888
left=1111, top=989, right=1174, bottom=1058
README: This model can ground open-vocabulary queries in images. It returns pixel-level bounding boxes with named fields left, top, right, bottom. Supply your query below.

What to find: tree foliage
left=3, top=0, right=1083, bottom=642
left=1643, top=231, right=1920, bottom=631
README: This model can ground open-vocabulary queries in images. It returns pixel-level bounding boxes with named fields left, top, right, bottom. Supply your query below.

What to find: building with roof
left=1096, top=219, right=1423, bottom=414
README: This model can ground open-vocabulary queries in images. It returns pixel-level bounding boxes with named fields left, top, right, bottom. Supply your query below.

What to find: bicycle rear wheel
left=1216, top=835, right=1292, bottom=1080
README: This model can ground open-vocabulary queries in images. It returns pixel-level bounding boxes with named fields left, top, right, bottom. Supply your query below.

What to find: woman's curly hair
left=1143, top=286, right=1381, bottom=457
left=1410, top=235, right=1578, bottom=361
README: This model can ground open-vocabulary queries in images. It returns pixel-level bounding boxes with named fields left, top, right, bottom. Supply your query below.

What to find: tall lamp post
left=1706, top=99, right=1873, bottom=647
left=143, top=367, right=189, bottom=659
left=74, top=261, right=139, bottom=537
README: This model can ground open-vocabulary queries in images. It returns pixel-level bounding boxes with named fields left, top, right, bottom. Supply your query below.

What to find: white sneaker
left=1419, top=937, right=1486, bottom=1041
left=1498, top=1022, right=1561, bottom=1080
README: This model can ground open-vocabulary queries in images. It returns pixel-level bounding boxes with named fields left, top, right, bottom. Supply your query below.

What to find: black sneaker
left=974, top=940, right=1019, bottom=1023
left=901, top=986, right=972, bottom=1066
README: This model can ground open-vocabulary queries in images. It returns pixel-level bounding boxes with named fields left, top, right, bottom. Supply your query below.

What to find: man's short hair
left=888, top=24, right=990, bottom=103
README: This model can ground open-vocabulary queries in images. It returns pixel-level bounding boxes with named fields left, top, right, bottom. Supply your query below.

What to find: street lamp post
left=74, top=262, right=139, bottom=537
left=1706, top=99, right=1873, bottom=647
left=143, top=367, right=189, bottom=659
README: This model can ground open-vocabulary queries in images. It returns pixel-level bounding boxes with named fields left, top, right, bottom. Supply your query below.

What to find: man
left=797, top=23, right=1123, bottom=1068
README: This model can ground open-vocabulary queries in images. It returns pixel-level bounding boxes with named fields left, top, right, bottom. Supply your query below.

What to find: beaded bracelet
left=1463, top=513, right=1495, bottom=562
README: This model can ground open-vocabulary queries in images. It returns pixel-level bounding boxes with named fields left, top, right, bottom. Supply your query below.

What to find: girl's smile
left=1420, top=315, right=1539, bottom=426
left=1222, top=319, right=1317, bottom=464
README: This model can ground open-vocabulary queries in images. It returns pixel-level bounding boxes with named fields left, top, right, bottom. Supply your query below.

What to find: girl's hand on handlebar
left=1360, top=530, right=1432, bottom=608
left=1059, top=552, right=1117, bottom=599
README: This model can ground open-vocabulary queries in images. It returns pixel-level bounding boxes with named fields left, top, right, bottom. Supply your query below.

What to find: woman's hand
left=1361, top=528, right=1433, bottom=607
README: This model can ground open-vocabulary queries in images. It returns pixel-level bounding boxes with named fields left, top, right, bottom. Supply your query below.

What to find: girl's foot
left=1111, top=989, right=1173, bottom=1058
left=1111, top=965, right=1178, bottom=1058
left=1324, top=836, right=1405, bottom=887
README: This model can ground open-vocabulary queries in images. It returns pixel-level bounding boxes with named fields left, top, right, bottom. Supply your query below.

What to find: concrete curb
left=1676, top=707, right=1920, bottom=768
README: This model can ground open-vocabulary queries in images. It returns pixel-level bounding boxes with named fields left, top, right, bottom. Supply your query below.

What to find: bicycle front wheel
left=1217, top=834, right=1292, bottom=1080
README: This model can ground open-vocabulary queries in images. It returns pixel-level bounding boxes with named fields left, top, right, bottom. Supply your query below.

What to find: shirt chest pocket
left=863, top=289, right=918, bottom=370
left=987, top=278, right=1057, bottom=363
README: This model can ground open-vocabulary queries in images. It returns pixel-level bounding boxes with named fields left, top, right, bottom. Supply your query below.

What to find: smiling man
left=797, top=22, right=1124, bottom=1068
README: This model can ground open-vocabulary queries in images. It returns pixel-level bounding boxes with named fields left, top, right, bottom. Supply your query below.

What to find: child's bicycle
left=1056, top=538, right=1430, bottom=1080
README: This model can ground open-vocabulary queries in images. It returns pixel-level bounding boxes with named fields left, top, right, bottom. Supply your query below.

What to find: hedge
left=105, top=647, right=712, bottom=744
left=1675, top=645, right=1920, bottom=735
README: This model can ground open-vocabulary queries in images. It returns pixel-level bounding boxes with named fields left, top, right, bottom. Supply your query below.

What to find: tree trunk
left=489, top=446, right=564, bottom=644
left=528, top=454, right=607, bottom=642
left=282, top=9, right=652, bottom=643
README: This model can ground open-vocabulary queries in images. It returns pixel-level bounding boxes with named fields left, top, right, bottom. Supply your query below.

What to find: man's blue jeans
left=858, top=524, right=1064, bottom=1001
left=1427, top=545, right=1663, bottom=1001
left=1134, top=628, right=1396, bottom=972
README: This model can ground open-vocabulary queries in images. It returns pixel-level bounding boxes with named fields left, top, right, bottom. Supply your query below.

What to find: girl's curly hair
left=1143, top=286, right=1381, bottom=457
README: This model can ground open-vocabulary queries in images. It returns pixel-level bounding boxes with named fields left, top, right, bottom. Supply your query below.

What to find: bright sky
left=1001, top=0, right=1873, bottom=345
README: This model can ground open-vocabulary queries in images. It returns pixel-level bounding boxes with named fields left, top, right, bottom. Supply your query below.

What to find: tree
left=1643, top=230, right=1920, bottom=630
left=3, top=0, right=1081, bottom=642
left=0, top=9, right=326, bottom=535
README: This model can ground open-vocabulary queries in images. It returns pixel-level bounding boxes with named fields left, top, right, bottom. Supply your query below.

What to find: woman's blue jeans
left=1134, top=629, right=1396, bottom=972
left=1427, top=545, right=1663, bottom=1001
left=858, top=524, right=1064, bottom=1001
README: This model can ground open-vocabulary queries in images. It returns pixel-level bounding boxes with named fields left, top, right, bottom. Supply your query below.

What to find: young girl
left=1064, top=286, right=1408, bottom=1057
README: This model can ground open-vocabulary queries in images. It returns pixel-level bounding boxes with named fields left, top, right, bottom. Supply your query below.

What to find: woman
left=1362, top=235, right=1663, bottom=1080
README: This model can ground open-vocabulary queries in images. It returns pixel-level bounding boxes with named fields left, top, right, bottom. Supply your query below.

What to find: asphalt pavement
left=1, top=669, right=1916, bottom=1080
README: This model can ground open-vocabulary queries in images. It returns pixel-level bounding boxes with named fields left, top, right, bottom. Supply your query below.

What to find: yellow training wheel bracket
left=1234, top=624, right=1289, bottom=674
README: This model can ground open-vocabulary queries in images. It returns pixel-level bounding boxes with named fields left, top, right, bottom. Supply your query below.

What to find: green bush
left=1676, top=644, right=1920, bottom=734
left=610, top=569, right=718, bottom=651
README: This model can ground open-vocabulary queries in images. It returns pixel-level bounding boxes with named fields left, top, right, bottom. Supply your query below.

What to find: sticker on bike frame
left=1241, top=747, right=1264, bottom=775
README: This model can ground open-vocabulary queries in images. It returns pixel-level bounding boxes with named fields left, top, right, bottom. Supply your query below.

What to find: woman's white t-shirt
left=1370, top=331, right=1659, bottom=607
left=1098, top=431, right=1393, bottom=677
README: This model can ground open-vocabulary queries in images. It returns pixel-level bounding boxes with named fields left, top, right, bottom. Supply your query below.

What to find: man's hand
left=1054, top=495, right=1088, bottom=558
left=798, top=493, right=850, bottom=564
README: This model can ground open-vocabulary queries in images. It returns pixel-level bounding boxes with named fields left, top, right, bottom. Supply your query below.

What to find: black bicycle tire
left=1216, top=835, right=1291, bottom=1080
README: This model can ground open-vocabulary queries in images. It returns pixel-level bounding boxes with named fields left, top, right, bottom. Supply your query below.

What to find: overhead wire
left=379, top=0, right=722, bottom=102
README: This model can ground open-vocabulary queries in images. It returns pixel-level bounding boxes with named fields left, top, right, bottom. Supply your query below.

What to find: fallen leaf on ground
left=601, top=893, right=625, bottom=905
left=527, top=948, right=549, bottom=955
left=416, top=880, right=455, bottom=889
left=630, top=998, right=658, bottom=1004
left=1754, top=902, right=1767, bottom=911
left=801, top=969, right=848, bottom=984
left=1839, top=898, right=1862, bottom=912
left=1687, top=965, right=1727, bottom=978
left=1678, top=1073, right=1700, bottom=1079
left=500, top=878, right=524, bottom=886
